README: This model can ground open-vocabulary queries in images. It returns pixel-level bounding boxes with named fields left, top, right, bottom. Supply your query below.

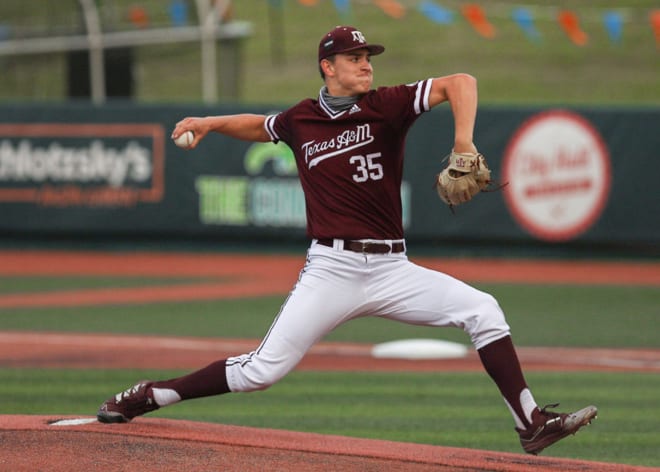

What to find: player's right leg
left=224, top=247, right=367, bottom=393
left=97, top=246, right=365, bottom=423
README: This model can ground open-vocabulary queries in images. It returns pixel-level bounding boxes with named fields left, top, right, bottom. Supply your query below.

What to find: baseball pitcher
left=97, top=26, right=596, bottom=455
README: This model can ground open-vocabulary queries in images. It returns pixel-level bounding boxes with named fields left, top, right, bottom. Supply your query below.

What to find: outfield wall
left=0, top=103, right=658, bottom=255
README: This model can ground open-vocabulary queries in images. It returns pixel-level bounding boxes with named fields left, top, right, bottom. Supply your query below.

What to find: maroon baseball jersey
left=265, top=79, right=433, bottom=239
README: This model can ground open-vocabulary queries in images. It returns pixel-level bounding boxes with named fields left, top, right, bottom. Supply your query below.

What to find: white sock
left=151, top=387, right=182, bottom=407
left=520, top=388, right=538, bottom=425
left=504, top=388, right=538, bottom=430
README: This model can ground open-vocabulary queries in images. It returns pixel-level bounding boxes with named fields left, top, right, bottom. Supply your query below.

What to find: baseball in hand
left=173, top=130, right=194, bottom=148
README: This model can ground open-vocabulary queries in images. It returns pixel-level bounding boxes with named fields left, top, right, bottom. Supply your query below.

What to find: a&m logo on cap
left=351, top=30, right=367, bottom=44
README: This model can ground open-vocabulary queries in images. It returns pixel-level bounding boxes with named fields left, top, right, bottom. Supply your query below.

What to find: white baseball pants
left=226, top=241, right=510, bottom=392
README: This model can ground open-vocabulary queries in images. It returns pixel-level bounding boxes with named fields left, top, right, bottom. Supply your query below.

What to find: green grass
left=0, top=0, right=658, bottom=105
left=0, top=282, right=657, bottom=348
left=0, top=368, right=658, bottom=466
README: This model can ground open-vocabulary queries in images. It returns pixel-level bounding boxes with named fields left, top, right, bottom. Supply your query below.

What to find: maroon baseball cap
left=318, top=26, right=385, bottom=62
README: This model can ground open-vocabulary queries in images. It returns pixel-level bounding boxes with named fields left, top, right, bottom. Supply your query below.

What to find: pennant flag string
left=307, top=1, right=658, bottom=47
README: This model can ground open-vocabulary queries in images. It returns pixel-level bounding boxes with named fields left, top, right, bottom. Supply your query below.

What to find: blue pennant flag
left=418, top=1, right=454, bottom=25
left=168, top=0, right=188, bottom=27
left=603, top=11, right=623, bottom=44
left=512, top=7, right=541, bottom=42
left=333, top=0, right=352, bottom=19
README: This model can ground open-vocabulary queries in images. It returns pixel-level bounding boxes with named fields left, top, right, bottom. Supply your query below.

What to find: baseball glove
left=435, top=151, right=492, bottom=207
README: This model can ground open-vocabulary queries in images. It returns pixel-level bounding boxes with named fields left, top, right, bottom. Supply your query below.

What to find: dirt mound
left=1, top=415, right=653, bottom=472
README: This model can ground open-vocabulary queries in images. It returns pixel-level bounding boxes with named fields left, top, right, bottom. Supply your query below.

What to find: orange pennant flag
left=373, top=0, right=406, bottom=19
left=461, top=4, right=496, bottom=39
left=558, top=10, right=588, bottom=46
left=650, top=10, right=660, bottom=48
left=128, top=6, right=149, bottom=29
left=298, top=0, right=319, bottom=6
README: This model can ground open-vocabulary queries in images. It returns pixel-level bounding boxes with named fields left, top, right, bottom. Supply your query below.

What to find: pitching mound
left=0, top=415, right=653, bottom=472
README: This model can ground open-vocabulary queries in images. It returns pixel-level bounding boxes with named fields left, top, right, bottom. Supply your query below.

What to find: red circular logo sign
left=502, top=110, right=611, bottom=242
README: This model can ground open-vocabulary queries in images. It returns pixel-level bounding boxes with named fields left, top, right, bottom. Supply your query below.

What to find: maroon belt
left=317, top=239, right=405, bottom=254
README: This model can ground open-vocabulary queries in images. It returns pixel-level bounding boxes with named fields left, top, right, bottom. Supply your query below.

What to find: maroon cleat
left=97, top=381, right=159, bottom=423
left=517, top=403, right=598, bottom=455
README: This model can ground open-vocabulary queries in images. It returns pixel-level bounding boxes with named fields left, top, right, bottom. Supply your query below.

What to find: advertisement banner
left=0, top=123, right=164, bottom=208
left=0, top=104, right=658, bottom=250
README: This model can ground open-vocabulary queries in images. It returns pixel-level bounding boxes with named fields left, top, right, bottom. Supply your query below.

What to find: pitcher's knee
left=464, top=292, right=511, bottom=350
left=226, top=352, right=296, bottom=393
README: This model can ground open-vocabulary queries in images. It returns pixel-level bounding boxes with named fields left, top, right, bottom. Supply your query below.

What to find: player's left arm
left=428, top=74, right=478, bottom=154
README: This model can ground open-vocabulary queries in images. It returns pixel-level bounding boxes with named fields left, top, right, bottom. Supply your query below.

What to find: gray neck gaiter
left=320, top=86, right=361, bottom=112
